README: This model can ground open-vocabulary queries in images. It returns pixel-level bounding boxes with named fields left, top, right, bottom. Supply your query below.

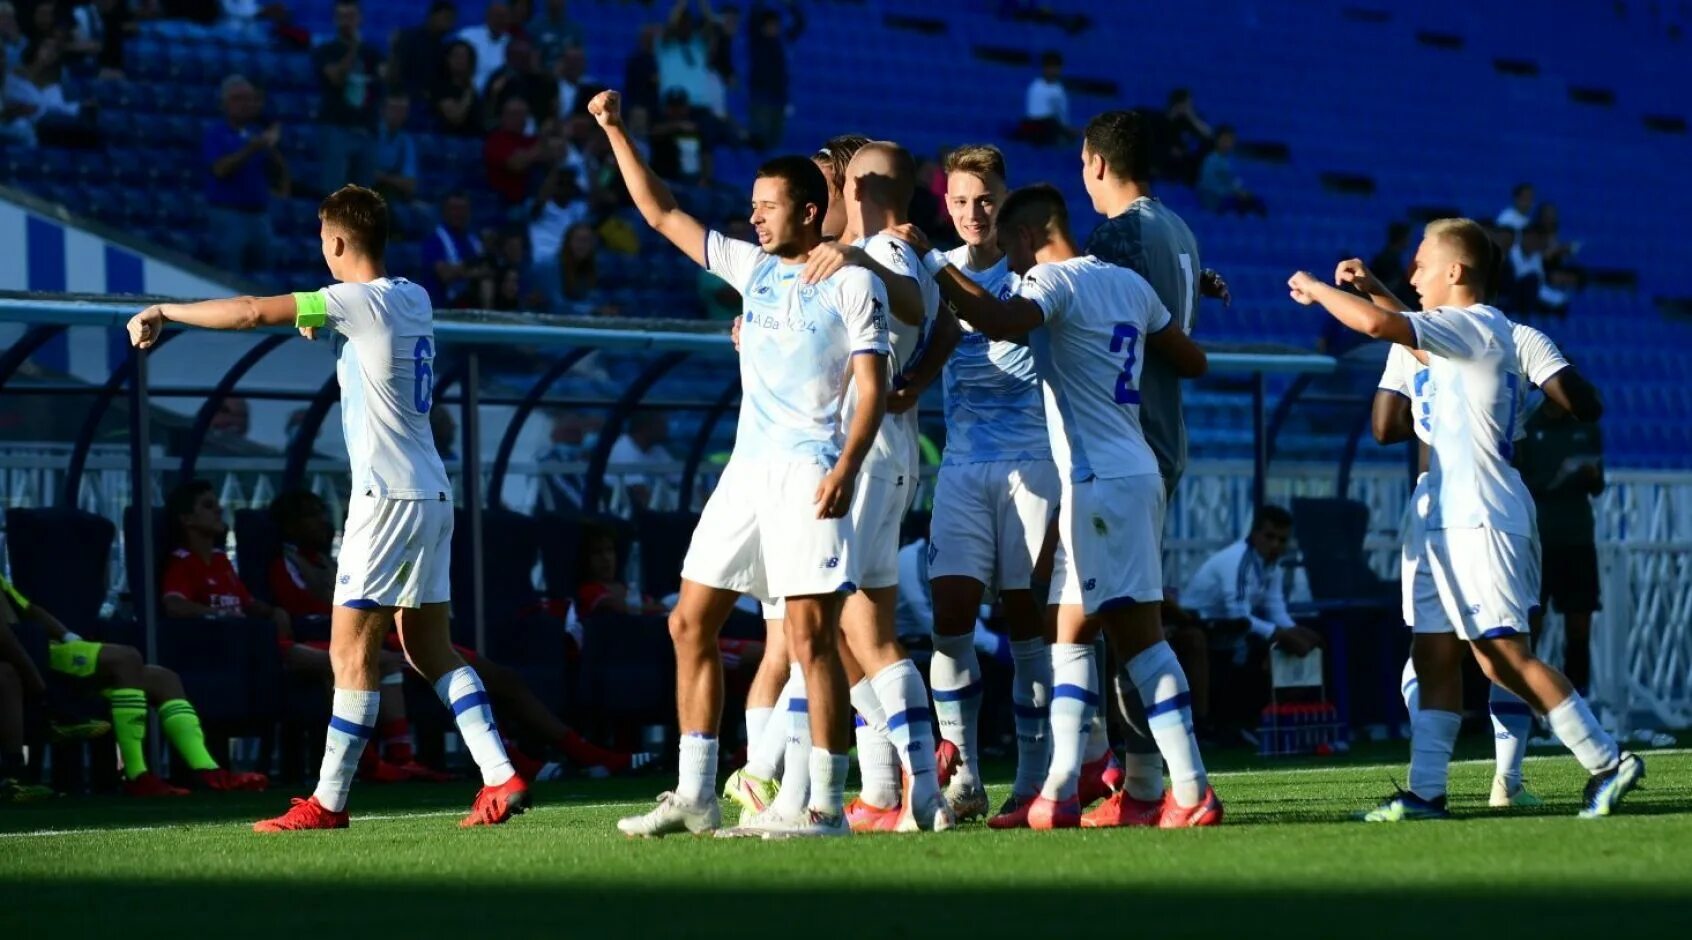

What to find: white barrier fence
left=2, top=450, right=1688, bottom=729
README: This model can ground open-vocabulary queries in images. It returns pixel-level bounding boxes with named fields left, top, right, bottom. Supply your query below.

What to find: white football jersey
left=317, top=278, right=451, bottom=500
left=1379, top=321, right=1571, bottom=445
left=939, top=246, right=1050, bottom=466
left=834, top=234, right=936, bottom=482
left=707, top=230, right=890, bottom=464
left=1017, top=256, right=1171, bottom=483
left=1404, top=304, right=1536, bottom=535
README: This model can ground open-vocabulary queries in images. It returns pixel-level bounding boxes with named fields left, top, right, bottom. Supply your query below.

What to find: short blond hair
left=1423, top=217, right=1495, bottom=294
left=943, top=144, right=1007, bottom=185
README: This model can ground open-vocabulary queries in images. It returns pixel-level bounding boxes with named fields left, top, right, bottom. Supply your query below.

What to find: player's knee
left=667, top=609, right=711, bottom=654
left=141, top=664, right=182, bottom=693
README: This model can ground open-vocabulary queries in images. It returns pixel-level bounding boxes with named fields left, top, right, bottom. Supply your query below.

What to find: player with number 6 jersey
left=127, top=185, right=528, bottom=834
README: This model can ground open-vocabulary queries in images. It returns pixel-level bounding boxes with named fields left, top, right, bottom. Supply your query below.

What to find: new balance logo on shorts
left=821, top=556, right=840, bottom=570
left=1084, top=578, right=1097, bottom=591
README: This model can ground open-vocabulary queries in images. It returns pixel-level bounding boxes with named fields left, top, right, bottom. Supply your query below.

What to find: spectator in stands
left=535, top=408, right=593, bottom=513
left=209, top=396, right=250, bottom=437
left=623, top=23, right=661, bottom=122
left=0, top=572, right=269, bottom=796
left=457, top=0, right=513, bottom=93
left=373, top=91, right=419, bottom=204
left=1509, top=224, right=1571, bottom=314
left=22, top=0, right=59, bottom=45
left=0, top=4, right=26, bottom=68
left=553, top=44, right=601, bottom=118
left=1496, top=182, right=1534, bottom=234
left=609, top=411, right=674, bottom=511
left=481, top=226, right=544, bottom=311
left=657, top=0, right=716, bottom=113
left=576, top=526, right=666, bottom=616
left=0, top=44, right=37, bottom=147
left=1197, top=125, right=1267, bottom=216
left=746, top=0, right=801, bottom=151
left=313, top=0, right=383, bottom=195
left=1015, top=50, right=1072, bottom=146
left=1517, top=399, right=1605, bottom=694
left=432, top=38, right=481, bottom=136
left=1181, top=506, right=1322, bottom=738
left=528, top=135, right=591, bottom=310
left=218, top=0, right=290, bottom=42
left=649, top=86, right=713, bottom=183
left=268, top=489, right=652, bottom=777
left=203, top=74, right=287, bottom=274
left=390, top=0, right=458, bottom=99
left=5, top=38, right=98, bottom=148
left=529, top=0, right=581, bottom=66
left=559, top=221, right=601, bottom=302
left=1162, top=88, right=1214, bottom=183
left=486, top=35, right=557, bottom=127
left=485, top=96, right=545, bottom=207
left=64, top=0, right=131, bottom=79
left=705, top=3, right=738, bottom=97
left=423, top=190, right=487, bottom=307
left=1534, top=201, right=1586, bottom=292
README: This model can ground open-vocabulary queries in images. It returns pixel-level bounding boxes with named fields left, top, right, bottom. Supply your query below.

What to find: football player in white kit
left=128, top=185, right=529, bottom=831
left=882, top=144, right=1064, bottom=821
left=587, top=90, right=892, bottom=839
left=742, top=140, right=957, bottom=834
left=1287, top=219, right=1643, bottom=820
left=1354, top=254, right=1604, bottom=810
left=890, top=184, right=1222, bottom=830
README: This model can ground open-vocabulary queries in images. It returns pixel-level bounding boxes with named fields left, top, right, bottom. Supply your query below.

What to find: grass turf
left=3, top=749, right=1689, bottom=939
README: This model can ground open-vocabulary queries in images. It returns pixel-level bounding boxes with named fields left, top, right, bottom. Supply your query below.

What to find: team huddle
left=121, top=82, right=1642, bottom=835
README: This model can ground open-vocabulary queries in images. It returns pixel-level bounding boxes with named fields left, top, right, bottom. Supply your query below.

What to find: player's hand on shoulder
left=587, top=90, right=622, bottom=128
left=813, top=466, right=856, bottom=519
left=1333, top=258, right=1378, bottom=294
left=1200, top=268, right=1231, bottom=307
left=882, top=223, right=931, bottom=255
left=127, top=305, right=165, bottom=348
left=1286, top=271, right=1320, bottom=305
left=800, top=240, right=859, bottom=285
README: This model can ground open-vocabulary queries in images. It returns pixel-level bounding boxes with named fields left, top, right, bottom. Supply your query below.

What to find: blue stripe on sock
left=1013, top=702, right=1050, bottom=719
left=932, top=681, right=984, bottom=703
left=853, top=714, right=867, bottom=728
left=1490, top=702, right=1534, bottom=717
left=1145, top=690, right=1193, bottom=719
left=328, top=716, right=374, bottom=739
left=788, top=698, right=808, bottom=713
left=1052, top=683, right=1100, bottom=707
left=1478, top=627, right=1521, bottom=640
left=886, top=708, right=933, bottom=731
left=450, top=690, right=492, bottom=717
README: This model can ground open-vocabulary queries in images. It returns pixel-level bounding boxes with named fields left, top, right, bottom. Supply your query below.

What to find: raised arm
left=884, top=224, right=1041, bottom=340
left=1334, top=258, right=1412, bottom=313
left=1288, top=271, right=1415, bottom=347
left=587, top=89, right=708, bottom=266
left=128, top=294, right=302, bottom=348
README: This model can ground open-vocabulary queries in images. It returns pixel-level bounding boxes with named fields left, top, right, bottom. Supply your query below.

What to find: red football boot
left=1026, top=794, right=1082, bottom=830
left=462, top=774, right=531, bottom=828
left=1081, top=790, right=1164, bottom=828
left=198, top=768, right=270, bottom=792
left=1077, top=752, right=1124, bottom=808
left=845, top=796, right=902, bottom=833
left=254, top=796, right=350, bottom=832
left=934, top=739, right=961, bottom=789
left=1158, top=786, right=1224, bottom=828
left=987, top=793, right=1038, bottom=830
left=124, top=772, right=189, bottom=798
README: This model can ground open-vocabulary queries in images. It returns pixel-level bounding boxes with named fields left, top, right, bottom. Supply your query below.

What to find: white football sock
left=1126, top=641, right=1208, bottom=808
left=1408, top=709, right=1461, bottom=801
left=745, top=667, right=799, bottom=781
left=1546, top=694, right=1619, bottom=774
left=677, top=733, right=719, bottom=806
left=850, top=679, right=900, bottom=808
left=1083, top=713, right=1110, bottom=763
left=313, top=688, right=377, bottom=812
left=1009, top=637, right=1051, bottom=799
left=871, top=658, right=940, bottom=808
left=1115, top=670, right=1165, bottom=801
left=744, top=706, right=773, bottom=753
left=1041, top=643, right=1096, bottom=802
left=433, top=667, right=514, bottom=786
left=808, top=746, right=849, bottom=817
left=1400, top=658, right=1421, bottom=717
left=1488, top=685, right=1534, bottom=788
left=771, top=673, right=812, bottom=817
left=929, top=631, right=983, bottom=788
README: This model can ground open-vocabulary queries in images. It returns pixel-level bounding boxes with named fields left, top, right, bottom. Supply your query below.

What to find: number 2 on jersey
left=1110, top=324, right=1142, bottom=405
left=413, top=337, right=434, bottom=413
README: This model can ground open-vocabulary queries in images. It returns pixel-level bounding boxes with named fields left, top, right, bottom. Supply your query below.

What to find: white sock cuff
left=849, top=678, right=888, bottom=727
left=330, top=688, right=380, bottom=726
left=932, top=631, right=976, bottom=658
left=1010, top=637, right=1049, bottom=661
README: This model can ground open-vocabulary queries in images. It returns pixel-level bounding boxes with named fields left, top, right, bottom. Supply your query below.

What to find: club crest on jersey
left=799, top=285, right=817, bottom=300
left=338, top=575, right=351, bottom=585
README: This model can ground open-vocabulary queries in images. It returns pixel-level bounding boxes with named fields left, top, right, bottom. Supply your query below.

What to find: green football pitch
left=4, top=748, right=1689, bottom=939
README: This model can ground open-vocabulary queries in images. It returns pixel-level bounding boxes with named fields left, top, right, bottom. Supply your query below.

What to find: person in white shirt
left=1183, top=506, right=1321, bottom=658
left=127, top=185, right=528, bottom=833
left=457, top=1, right=514, bottom=92
left=890, top=183, right=1220, bottom=831
left=1495, top=182, right=1534, bottom=234
left=589, top=89, right=893, bottom=840
left=607, top=411, right=676, bottom=511
left=1020, top=51, right=1071, bottom=145
left=1289, top=217, right=1643, bottom=822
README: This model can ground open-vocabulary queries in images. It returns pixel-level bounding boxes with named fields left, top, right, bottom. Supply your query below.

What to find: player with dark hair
left=590, top=89, right=890, bottom=838
left=131, top=185, right=529, bottom=831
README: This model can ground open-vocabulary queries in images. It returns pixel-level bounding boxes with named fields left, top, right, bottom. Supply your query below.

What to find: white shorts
left=680, top=458, right=859, bottom=603
left=1411, top=526, right=1540, bottom=642
left=928, top=459, right=1061, bottom=594
left=851, top=472, right=911, bottom=590
left=1049, top=474, right=1165, bottom=615
left=334, top=494, right=453, bottom=610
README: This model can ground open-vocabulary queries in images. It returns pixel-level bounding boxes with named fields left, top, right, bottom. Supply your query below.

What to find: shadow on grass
left=1, top=880, right=1688, bottom=938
